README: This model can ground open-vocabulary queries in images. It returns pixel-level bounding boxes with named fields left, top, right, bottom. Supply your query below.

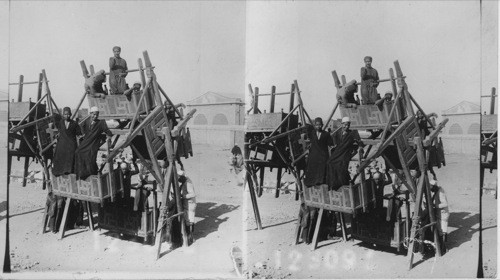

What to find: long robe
left=304, top=126, right=333, bottom=187
left=326, top=129, right=360, bottom=191
left=74, top=118, right=112, bottom=180
left=52, top=117, right=81, bottom=176
left=360, top=66, right=379, bottom=105
left=109, top=57, right=128, bottom=94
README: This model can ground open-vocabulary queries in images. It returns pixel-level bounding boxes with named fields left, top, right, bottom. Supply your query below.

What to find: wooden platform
left=88, top=91, right=154, bottom=119
left=303, top=183, right=376, bottom=215
left=339, top=102, right=399, bottom=130
left=51, top=170, right=123, bottom=204
left=245, top=112, right=299, bottom=132
left=9, top=101, right=46, bottom=122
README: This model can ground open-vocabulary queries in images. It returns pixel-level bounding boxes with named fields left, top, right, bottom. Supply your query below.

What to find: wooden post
left=311, top=208, right=324, bottom=250
left=86, top=201, right=94, bottom=231
left=358, top=147, right=367, bottom=212
left=491, top=87, right=496, bottom=115
left=58, top=197, right=71, bottom=240
left=331, top=71, right=341, bottom=89
left=246, top=166, right=262, bottom=230
left=339, top=213, right=348, bottom=241
left=257, top=167, right=264, bottom=197
left=42, top=70, right=54, bottom=116
left=138, top=58, right=151, bottom=109
left=275, top=167, right=282, bottom=198
left=89, top=65, right=95, bottom=75
left=253, top=87, right=259, bottom=114
left=289, top=84, right=295, bottom=113
left=389, top=68, right=402, bottom=122
left=155, top=163, right=173, bottom=259
left=341, top=75, right=347, bottom=85
left=107, top=138, right=115, bottom=202
left=36, top=73, right=43, bottom=101
left=270, top=86, right=276, bottom=113
left=22, top=157, right=29, bottom=187
left=17, top=75, right=24, bottom=102
left=416, top=138, right=441, bottom=257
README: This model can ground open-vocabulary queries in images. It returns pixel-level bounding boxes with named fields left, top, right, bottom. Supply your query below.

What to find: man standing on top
left=74, top=106, right=112, bottom=180
left=326, top=116, right=361, bottom=191
left=109, top=46, right=128, bottom=95
left=360, top=56, right=379, bottom=105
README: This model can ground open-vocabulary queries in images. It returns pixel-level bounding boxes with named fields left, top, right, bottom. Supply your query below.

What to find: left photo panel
left=4, top=1, right=245, bottom=278
left=0, top=0, right=10, bottom=274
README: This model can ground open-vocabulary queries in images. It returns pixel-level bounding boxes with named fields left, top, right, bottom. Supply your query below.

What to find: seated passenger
left=337, top=79, right=359, bottom=108
left=84, top=70, right=108, bottom=98
left=123, top=81, right=142, bottom=101
left=375, top=91, right=393, bottom=109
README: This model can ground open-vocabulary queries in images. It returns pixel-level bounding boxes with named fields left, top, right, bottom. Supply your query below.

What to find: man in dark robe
left=74, top=106, right=112, bottom=180
left=360, top=56, right=379, bottom=105
left=326, top=117, right=361, bottom=191
left=300, top=118, right=337, bottom=243
left=47, top=107, right=81, bottom=232
left=304, top=118, right=333, bottom=187
left=52, top=107, right=81, bottom=176
left=109, top=46, right=128, bottom=95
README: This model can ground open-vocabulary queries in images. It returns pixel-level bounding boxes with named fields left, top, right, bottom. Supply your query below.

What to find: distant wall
left=188, top=124, right=244, bottom=148
left=441, top=113, right=480, bottom=156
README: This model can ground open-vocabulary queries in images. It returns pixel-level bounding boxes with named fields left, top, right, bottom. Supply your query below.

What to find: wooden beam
left=358, top=116, right=415, bottom=173
left=10, top=115, right=53, bottom=133
left=109, top=106, right=164, bottom=159
left=423, top=118, right=449, bottom=147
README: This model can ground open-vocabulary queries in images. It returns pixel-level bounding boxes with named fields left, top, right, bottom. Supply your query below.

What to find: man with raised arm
left=360, top=56, right=379, bottom=105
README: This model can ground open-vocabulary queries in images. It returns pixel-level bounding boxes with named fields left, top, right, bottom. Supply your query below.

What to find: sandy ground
left=244, top=154, right=496, bottom=278
left=1, top=143, right=243, bottom=279
left=0, top=129, right=496, bottom=278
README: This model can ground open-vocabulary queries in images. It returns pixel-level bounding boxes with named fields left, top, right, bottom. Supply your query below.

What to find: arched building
left=441, top=101, right=480, bottom=155
left=185, top=92, right=245, bottom=148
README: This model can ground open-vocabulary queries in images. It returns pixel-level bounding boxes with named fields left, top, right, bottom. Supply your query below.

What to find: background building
left=440, top=101, right=480, bottom=156
left=185, top=91, right=245, bottom=148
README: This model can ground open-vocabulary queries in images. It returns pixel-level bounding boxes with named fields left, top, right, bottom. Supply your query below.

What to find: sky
left=2, top=1, right=498, bottom=117
left=0, top=1, right=8, bottom=100
left=245, top=1, right=497, bottom=122
left=481, top=0, right=499, bottom=114
left=7, top=1, right=246, bottom=108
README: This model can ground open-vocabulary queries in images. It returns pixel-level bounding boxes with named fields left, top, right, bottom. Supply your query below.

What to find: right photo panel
left=243, top=1, right=489, bottom=278
left=480, top=0, right=498, bottom=278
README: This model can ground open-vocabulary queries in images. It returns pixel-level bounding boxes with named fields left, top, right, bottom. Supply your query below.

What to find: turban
left=112, top=46, right=121, bottom=52
left=63, top=107, right=71, bottom=114
left=341, top=116, right=350, bottom=123
left=364, top=56, right=372, bottom=62
left=90, top=106, right=99, bottom=113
